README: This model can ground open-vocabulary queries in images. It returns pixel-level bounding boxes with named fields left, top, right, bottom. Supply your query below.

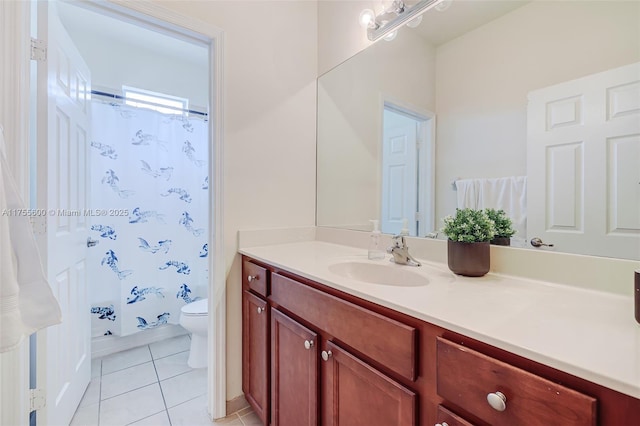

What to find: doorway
left=380, top=100, right=435, bottom=237
left=31, top=1, right=224, bottom=424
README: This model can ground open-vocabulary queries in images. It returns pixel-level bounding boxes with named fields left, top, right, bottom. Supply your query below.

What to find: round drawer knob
left=256, top=307, right=264, bottom=314
left=304, top=340, right=314, bottom=350
left=321, top=350, right=333, bottom=361
left=435, top=423, right=449, bottom=426
left=487, top=391, right=507, bottom=411
left=247, top=275, right=258, bottom=282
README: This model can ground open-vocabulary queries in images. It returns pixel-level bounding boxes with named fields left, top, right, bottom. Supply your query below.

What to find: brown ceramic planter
left=490, top=237, right=511, bottom=246
left=447, top=240, right=490, bottom=277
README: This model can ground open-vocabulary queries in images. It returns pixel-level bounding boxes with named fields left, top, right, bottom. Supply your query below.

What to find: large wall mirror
left=317, top=0, right=640, bottom=260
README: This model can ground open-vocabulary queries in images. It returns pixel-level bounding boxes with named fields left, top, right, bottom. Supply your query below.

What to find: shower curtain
left=89, top=100, right=208, bottom=337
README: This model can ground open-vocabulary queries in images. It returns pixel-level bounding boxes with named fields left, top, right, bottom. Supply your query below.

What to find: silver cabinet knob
left=304, top=340, right=314, bottom=350
left=435, top=423, right=449, bottom=426
left=87, top=237, right=99, bottom=248
left=247, top=275, right=258, bottom=282
left=487, top=391, right=507, bottom=411
left=321, top=350, right=332, bottom=361
left=530, top=237, right=554, bottom=247
left=256, top=307, right=264, bottom=314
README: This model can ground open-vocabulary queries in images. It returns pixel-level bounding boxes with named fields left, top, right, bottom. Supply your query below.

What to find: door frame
left=1, top=0, right=226, bottom=422
left=380, top=95, right=436, bottom=237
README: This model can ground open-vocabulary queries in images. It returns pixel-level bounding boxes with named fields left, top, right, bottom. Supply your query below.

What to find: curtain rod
left=90, top=89, right=208, bottom=118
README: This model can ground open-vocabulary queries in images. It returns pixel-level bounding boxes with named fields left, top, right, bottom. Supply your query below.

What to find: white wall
left=158, top=0, right=318, bottom=401
left=434, top=0, right=640, bottom=225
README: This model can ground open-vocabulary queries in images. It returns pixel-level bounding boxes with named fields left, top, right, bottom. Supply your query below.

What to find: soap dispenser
left=399, top=218, right=410, bottom=237
left=368, top=220, right=385, bottom=260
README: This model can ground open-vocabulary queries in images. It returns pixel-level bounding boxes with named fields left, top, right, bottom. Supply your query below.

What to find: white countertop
left=239, top=240, right=640, bottom=399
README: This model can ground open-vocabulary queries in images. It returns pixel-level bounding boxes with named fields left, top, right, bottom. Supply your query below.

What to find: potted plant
left=442, top=208, right=496, bottom=277
left=485, top=208, right=516, bottom=246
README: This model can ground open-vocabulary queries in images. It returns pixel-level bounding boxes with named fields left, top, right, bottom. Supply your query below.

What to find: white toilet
left=179, top=298, right=208, bottom=368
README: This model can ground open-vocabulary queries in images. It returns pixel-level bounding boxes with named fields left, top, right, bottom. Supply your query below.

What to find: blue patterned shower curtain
left=89, top=101, right=208, bottom=337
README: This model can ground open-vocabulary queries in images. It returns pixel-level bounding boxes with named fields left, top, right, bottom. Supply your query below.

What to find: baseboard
left=226, top=394, right=249, bottom=415
left=92, top=324, right=188, bottom=359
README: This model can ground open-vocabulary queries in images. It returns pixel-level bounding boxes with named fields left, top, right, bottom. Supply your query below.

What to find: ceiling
left=412, top=0, right=530, bottom=46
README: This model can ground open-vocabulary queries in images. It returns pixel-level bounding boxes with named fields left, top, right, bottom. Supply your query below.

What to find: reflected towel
left=455, top=179, right=481, bottom=209
left=0, top=127, right=61, bottom=353
left=478, top=176, right=527, bottom=237
left=455, top=176, right=527, bottom=237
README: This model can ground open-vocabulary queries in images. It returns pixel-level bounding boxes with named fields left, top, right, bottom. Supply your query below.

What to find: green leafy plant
left=442, top=208, right=496, bottom=243
left=484, top=208, right=516, bottom=238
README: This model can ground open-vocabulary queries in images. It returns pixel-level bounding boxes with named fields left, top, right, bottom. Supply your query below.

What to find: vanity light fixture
left=362, top=0, right=445, bottom=41
left=406, top=15, right=423, bottom=29
left=359, top=9, right=378, bottom=29
left=435, top=0, right=453, bottom=12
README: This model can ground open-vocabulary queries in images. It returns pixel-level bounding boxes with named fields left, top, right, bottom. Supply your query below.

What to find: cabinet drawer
left=271, top=272, right=416, bottom=381
left=436, top=405, right=475, bottom=426
left=243, top=259, right=268, bottom=297
left=436, top=338, right=596, bottom=426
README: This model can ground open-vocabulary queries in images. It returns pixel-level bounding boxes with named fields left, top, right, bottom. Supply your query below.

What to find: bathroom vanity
left=240, top=241, right=640, bottom=426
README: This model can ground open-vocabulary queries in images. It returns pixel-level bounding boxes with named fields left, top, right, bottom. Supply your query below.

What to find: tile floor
left=71, top=335, right=259, bottom=426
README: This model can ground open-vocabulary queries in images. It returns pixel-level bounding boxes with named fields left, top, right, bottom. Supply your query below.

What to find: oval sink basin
left=328, top=261, right=428, bottom=287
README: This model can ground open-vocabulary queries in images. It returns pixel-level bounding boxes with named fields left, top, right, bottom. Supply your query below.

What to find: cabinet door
left=271, top=308, right=318, bottom=426
left=242, top=291, right=269, bottom=425
left=322, top=341, right=416, bottom=426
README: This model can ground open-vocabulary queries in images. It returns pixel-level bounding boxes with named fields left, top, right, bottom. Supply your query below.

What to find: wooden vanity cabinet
left=241, top=255, right=640, bottom=426
left=242, top=260, right=270, bottom=425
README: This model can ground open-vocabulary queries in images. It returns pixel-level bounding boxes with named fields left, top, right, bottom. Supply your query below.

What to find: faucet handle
left=392, top=235, right=406, bottom=247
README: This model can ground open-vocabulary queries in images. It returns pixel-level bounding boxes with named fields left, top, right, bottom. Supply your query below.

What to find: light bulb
left=406, top=15, right=423, bottom=28
left=359, top=9, right=376, bottom=28
left=383, top=30, right=398, bottom=41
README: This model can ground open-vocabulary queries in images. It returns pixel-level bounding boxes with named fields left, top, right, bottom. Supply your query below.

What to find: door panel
left=382, top=109, right=418, bottom=235
left=322, top=341, right=416, bottom=426
left=37, top=3, right=91, bottom=424
left=242, top=291, right=269, bottom=425
left=271, top=308, right=318, bottom=426
left=527, top=62, right=640, bottom=259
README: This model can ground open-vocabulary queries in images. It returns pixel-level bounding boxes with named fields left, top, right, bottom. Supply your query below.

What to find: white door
left=381, top=109, right=418, bottom=235
left=36, top=3, right=92, bottom=424
left=527, top=62, right=640, bottom=260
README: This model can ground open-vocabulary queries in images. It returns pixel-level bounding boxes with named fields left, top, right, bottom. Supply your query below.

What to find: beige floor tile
left=99, top=383, right=165, bottom=425
left=70, top=402, right=98, bottom=426
left=160, top=368, right=207, bottom=408
left=102, top=345, right=152, bottom=375
left=101, top=361, right=157, bottom=400
left=149, top=334, right=191, bottom=359
left=154, top=350, right=192, bottom=380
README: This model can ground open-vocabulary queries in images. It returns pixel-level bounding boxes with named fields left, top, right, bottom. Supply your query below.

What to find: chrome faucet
left=387, top=235, right=421, bottom=266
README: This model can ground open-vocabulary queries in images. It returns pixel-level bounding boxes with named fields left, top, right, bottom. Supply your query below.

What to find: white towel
left=455, top=176, right=527, bottom=237
left=455, top=179, right=481, bottom=209
left=477, top=176, right=527, bottom=237
left=0, top=127, right=61, bottom=353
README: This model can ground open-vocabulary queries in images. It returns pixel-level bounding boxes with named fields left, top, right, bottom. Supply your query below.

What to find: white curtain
left=89, top=101, right=208, bottom=337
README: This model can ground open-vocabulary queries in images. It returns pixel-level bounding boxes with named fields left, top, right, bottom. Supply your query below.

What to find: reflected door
left=381, top=109, right=419, bottom=235
left=527, top=62, right=640, bottom=260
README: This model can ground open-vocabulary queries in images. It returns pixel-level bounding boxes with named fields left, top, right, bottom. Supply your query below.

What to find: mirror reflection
left=316, top=0, right=640, bottom=260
